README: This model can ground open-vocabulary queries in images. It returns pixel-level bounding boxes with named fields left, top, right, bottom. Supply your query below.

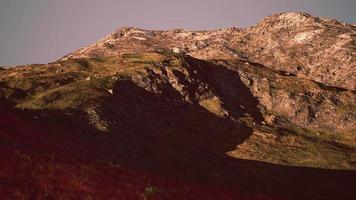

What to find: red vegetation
left=0, top=102, right=276, bottom=200
left=0, top=101, right=355, bottom=199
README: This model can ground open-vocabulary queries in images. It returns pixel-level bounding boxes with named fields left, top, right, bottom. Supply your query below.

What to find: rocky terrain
left=0, top=12, right=355, bottom=199
left=63, top=12, right=356, bottom=90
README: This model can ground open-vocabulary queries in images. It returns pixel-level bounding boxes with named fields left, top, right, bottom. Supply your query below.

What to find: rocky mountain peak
left=1, top=12, right=356, bottom=199
left=114, top=27, right=148, bottom=37
left=64, top=12, right=355, bottom=90
left=256, top=12, right=318, bottom=28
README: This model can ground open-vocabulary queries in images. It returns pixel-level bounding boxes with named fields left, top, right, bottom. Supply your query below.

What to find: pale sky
left=0, top=0, right=355, bottom=66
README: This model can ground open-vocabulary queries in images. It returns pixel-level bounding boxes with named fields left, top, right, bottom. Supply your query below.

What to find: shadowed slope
left=1, top=92, right=356, bottom=199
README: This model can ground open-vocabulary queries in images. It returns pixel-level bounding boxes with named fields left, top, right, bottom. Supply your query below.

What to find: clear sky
left=0, top=0, right=355, bottom=66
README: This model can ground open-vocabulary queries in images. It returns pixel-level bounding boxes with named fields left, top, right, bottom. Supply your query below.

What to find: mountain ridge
left=61, top=12, right=356, bottom=90
left=0, top=12, right=355, bottom=199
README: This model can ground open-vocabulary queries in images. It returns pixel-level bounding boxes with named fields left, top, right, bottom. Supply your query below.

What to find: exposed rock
left=60, top=12, right=355, bottom=90
left=171, top=47, right=183, bottom=54
left=56, top=68, right=64, bottom=73
left=1, top=12, right=355, bottom=171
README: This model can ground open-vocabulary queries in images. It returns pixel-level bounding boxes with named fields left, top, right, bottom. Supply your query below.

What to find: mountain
left=0, top=12, right=355, bottom=199
left=62, top=12, right=356, bottom=90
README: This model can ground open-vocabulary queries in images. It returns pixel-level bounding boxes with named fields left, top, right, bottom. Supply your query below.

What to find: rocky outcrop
left=1, top=12, right=355, bottom=170
left=61, top=12, right=356, bottom=90
left=240, top=12, right=356, bottom=90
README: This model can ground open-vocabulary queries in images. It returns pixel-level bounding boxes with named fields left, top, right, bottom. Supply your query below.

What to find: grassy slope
left=0, top=52, right=356, bottom=199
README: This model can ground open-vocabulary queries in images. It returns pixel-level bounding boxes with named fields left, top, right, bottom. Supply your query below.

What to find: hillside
left=0, top=12, right=355, bottom=199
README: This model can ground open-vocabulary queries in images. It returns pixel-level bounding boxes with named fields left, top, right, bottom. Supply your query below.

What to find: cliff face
left=0, top=12, right=355, bottom=200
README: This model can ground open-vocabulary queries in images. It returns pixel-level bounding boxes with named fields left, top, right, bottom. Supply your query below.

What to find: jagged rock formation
left=0, top=12, right=356, bottom=200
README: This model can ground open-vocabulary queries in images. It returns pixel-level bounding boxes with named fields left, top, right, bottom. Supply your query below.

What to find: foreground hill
left=0, top=12, right=355, bottom=199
